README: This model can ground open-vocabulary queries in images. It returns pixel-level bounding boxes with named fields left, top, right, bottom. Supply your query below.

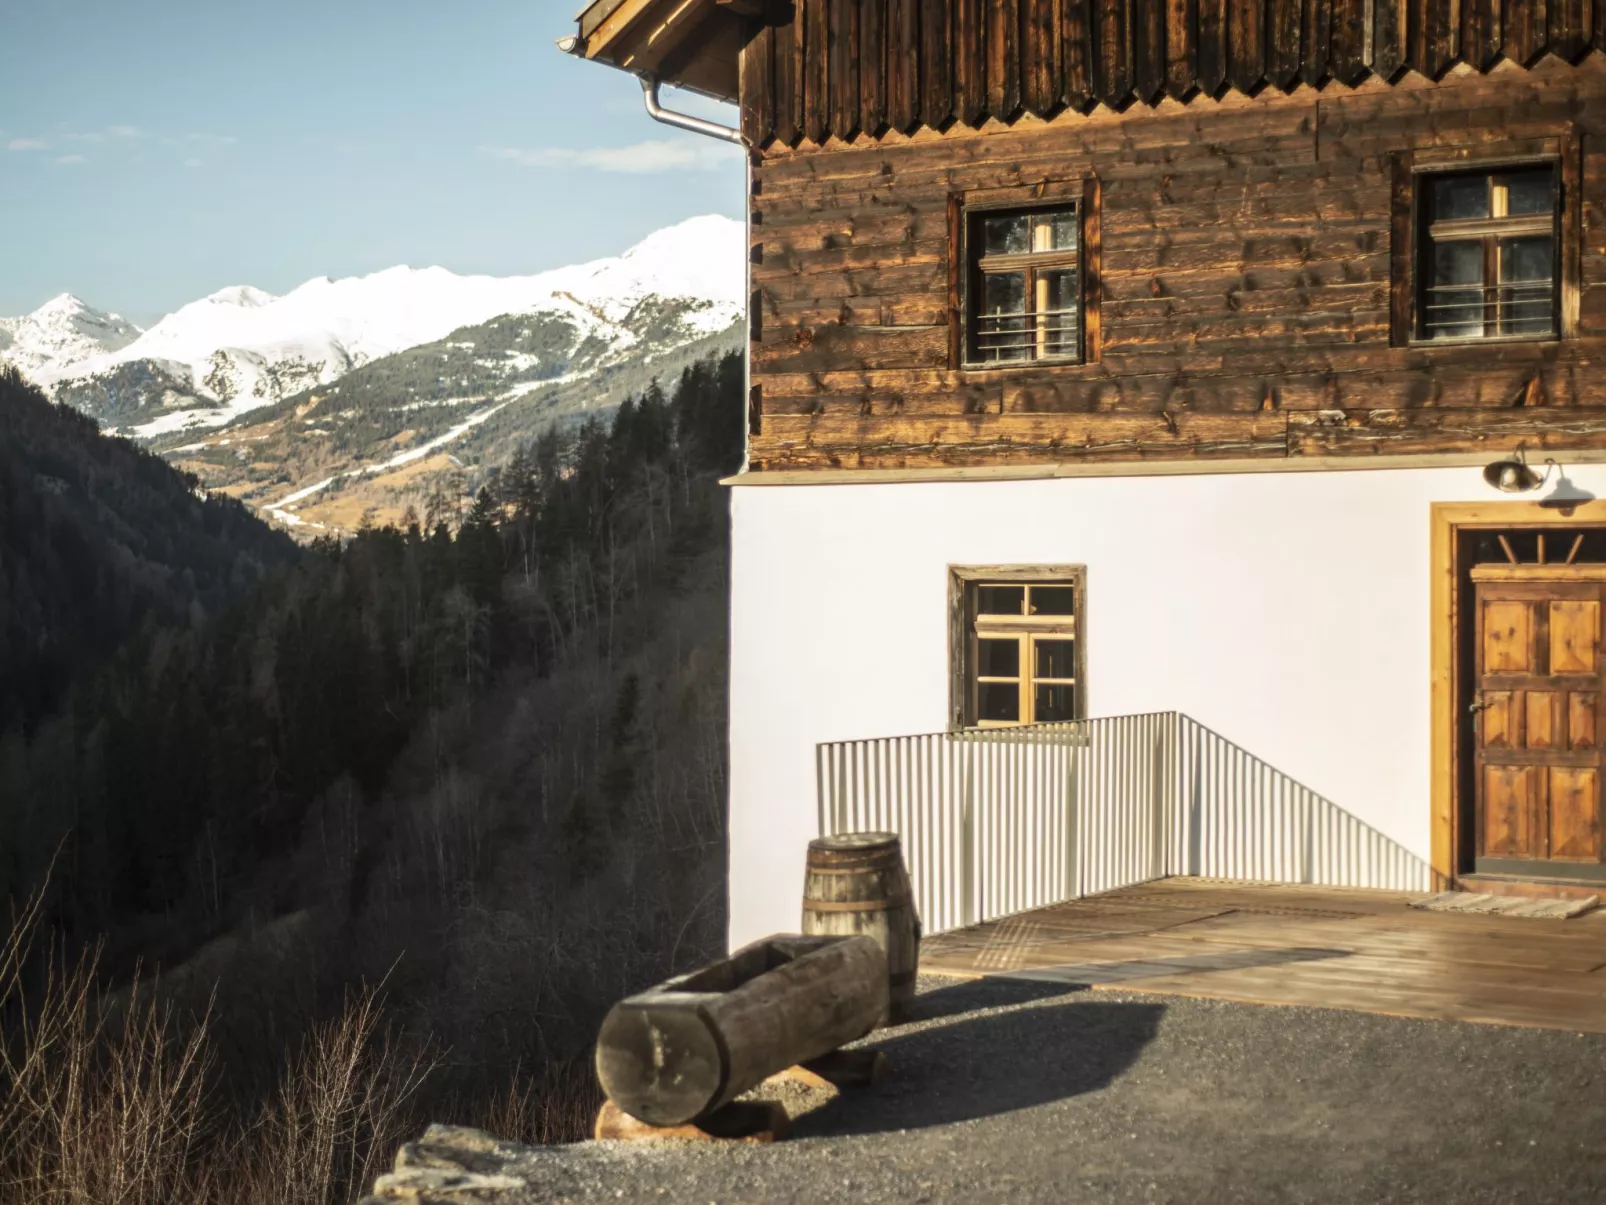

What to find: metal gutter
left=637, top=76, right=745, bottom=145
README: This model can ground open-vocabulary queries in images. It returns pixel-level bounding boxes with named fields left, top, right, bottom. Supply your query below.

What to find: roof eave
left=568, top=0, right=744, bottom=105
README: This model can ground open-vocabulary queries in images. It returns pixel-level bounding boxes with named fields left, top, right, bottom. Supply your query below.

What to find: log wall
left=745, top=60, right=1606, bottom=472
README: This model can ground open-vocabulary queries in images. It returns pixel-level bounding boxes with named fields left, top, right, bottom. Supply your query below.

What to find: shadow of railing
left=1171, top=715, right=1432, bottom=893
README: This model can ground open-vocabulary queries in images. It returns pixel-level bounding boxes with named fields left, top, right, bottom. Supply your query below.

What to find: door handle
left=1469, top=696, right=1492, bottom=714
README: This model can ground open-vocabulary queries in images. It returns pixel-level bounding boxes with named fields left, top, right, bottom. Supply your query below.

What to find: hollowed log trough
left=595, top=934, right=888, bottom=1127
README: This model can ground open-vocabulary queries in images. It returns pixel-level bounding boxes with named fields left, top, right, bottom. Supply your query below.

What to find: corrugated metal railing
left=817, top=711, right=1432, bottom=936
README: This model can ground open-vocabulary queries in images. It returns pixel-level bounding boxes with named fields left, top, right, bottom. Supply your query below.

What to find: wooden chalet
left=569, top=1, right=1606, bottom=984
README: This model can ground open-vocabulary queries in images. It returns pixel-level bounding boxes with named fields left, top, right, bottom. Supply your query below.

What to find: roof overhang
left=569, top=0, right=778, bottom=104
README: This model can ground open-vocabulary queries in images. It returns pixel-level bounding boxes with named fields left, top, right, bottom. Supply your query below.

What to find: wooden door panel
left=1481, top=690, right=1516, bottom=750
left=1483, top=765, right=1535, bottom=858
left=1525, top=691, right=1559, bottom=749
left=1569, top=692, right=1599, bottom=750
left=1549, top=768, right=1601, bottom=860
left=1483, top=601, right=1534, bottom=672
left=1550, top=600, right=1599, bottom=674
left=1475, top=573, right=1606, bottom=875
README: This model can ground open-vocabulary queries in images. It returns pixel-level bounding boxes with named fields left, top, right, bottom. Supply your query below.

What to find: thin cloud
left=7, top=138, right=47, bottom=151
left=187, top=133, right=237, bottom=146
left=183, top=157, right=203, bottom=168
left=70, top=125, right=184, bottom=144
left=483, top=138, right=737, bottom=173
left=54, top=154, right=86, bottom=165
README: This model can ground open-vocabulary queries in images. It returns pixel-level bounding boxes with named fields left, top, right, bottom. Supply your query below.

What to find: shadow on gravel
left=793, top=978, right=1164, bottom=1137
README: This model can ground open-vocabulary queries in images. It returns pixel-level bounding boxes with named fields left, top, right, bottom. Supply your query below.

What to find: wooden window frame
left=1392, top=134, right=1582, bottom=349
left=948, top=564, right=1087, bottom=731
left=954, top=178, right=1099, bottom=371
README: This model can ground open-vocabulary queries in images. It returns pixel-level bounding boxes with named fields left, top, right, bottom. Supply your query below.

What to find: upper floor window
left=965, top=204, right=1082, bottom=366
left=1416, top=164, right=1559, bottom=342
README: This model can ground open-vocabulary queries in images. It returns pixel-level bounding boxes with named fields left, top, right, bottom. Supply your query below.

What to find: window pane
left=1501, top=235, right=1553, bottom=282
left=1433, top=174, right=1489, bottom=221
left=1501, top=169, right=1553, bottom=217
left=980, top=682, right=1021, bottom=723
left=982, top=214, right=1030, bottom=255
left=977, top=272, right=1028, bottom=361
left=1434, top=239, right=1483, bottom=285
left=978, top=637, right=1020, bottom=678
left=1499, top=236, right=1555, bottom=335
left=1031, top=210, right=1078, bottom=252
left=1029, top=585, right=1076, bottom=616
left=1034, top=639, right=1076, bottom=680
left=1427, top=239, right=1484, bottom=339
left=1034, top=684, right=1076, bottom=723
left=977, top=584, right=1025, bottom=615
left=1037, top=269, right=1079, bottom=357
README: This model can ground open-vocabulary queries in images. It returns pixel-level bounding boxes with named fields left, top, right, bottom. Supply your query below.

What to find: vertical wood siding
left=745, top=0, right=1604, bottom=149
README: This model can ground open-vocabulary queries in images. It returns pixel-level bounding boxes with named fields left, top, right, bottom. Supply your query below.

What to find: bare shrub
left=0, top=890, right=213, bottom=1205
left=229, top=985, right=437, bottom=1205
left=470, top=1059, right=602, bottom=1147
left=1, top=880, right=446, bottom=1205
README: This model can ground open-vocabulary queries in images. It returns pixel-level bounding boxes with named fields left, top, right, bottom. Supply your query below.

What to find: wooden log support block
left=769, top=1047, right=888, bottom=1090
left=593, top=1099, right=790, bottom=1144
left=596, top=934, right=888, bottom=1127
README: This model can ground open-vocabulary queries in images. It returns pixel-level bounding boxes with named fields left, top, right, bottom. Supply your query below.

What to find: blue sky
left=0, top=0, right=745, bottom=325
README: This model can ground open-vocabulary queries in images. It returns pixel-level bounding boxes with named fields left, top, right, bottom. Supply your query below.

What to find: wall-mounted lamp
left=1482, top=450, right=1551, bottom=494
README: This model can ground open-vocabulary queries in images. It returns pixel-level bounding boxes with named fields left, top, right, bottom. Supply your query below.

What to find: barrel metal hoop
left=802, top=896, right=913, bottom=913
left=809, top=867, right=899, bottom=880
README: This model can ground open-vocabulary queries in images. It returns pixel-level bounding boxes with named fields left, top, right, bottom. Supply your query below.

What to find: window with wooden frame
left=1414, top=163, right=1561, bottom=342
left=963, top=204, right=1082, bottom=366
left=949, top=567, right=1085, bottom=729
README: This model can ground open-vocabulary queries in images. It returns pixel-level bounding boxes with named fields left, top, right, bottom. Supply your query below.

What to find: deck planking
left=921, top=877, right=1606, bottom=1033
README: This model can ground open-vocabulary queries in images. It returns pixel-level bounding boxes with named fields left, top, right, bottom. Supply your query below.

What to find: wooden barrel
left=801, top=832, right=921, bottom=1024
left=596, top=934, right=887, bottom=1126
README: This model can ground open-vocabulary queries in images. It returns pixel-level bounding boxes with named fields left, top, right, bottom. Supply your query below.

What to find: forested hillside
left=0, top=366, right=295, bottom=736
left=0, top=352, right=743, bottom=1200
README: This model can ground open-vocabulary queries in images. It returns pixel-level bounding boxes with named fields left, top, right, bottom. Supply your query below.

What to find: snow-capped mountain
left=0, top=294, right=143, bottom=382
left=5, top=214, right=745, bottom=438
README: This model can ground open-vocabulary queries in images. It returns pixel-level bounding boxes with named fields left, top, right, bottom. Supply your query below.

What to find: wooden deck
left=921, top=877, right=1606, bottom=1033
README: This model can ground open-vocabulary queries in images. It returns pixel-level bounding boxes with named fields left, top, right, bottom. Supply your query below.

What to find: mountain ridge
left=2, top=214, right=745, bottom=440
left=2, top=216, right=746, bottom=538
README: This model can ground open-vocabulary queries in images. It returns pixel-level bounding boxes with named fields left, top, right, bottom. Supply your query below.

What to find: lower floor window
left=951, top=568, right=1085, bottom=728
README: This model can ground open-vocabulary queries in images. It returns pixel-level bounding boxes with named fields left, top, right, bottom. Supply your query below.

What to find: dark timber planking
left=746, top=60, right=1606, bottom=472
left=737, top=0, right=1606, bottom=149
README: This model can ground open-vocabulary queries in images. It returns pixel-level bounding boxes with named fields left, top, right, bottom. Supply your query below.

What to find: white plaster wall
left=726, top=462, right=1606, bottom=949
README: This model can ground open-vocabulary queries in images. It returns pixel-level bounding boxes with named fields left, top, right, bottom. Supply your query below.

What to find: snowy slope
left=16, top=215, right=744, bottom=435
left=0, top=294, right=143, bottom=382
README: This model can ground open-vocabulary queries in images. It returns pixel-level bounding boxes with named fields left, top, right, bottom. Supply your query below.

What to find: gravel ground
left=366, top=974, right=1606, bottom=1205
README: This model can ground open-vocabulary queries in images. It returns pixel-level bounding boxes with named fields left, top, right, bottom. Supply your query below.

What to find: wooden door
left=1471, top=565, right=1606, bottom=881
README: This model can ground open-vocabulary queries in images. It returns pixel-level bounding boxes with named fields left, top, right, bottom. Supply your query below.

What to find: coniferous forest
left=0, top=354, right=745, bottom=1203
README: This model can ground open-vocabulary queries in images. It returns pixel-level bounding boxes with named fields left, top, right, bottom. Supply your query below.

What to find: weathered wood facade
left=684, top=5, right=1606, bottom=472
left=738, top=0, right=1606, bottom=146
left=571, top=1, right=1606, bottom=472
left=748, top=62, right=1606, bottom=471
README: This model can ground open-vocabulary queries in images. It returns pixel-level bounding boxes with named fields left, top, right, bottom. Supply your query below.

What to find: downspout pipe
left=639, top=75, right=746, bottom=145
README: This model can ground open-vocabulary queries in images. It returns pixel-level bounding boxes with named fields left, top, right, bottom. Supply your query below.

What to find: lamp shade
left=1483, top=459, right=1542, bottom=493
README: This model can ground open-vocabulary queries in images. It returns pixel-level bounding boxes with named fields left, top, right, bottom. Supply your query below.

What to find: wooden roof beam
left=570, top=0, right=769, bottom=103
